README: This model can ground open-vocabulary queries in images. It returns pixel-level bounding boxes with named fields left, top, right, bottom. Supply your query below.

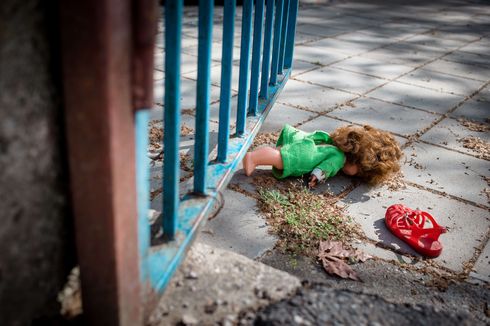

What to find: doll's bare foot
left=243, top=152, right=256, bottom=176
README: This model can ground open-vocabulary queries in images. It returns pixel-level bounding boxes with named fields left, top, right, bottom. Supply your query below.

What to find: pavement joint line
left=287, top=61, right=324, bottom=78
left=466, top=227, right=490, bottom=277
left=405, top=180, right=490, bottom=212
left=417, top=137, right=490, bottom=162
left=361, top=94, right=447, bottom=117
left=315, top=111, right=409, bottom=141
left=399, top=79, right=490, bottom=148
left=421, top=64, right=490, bottom=83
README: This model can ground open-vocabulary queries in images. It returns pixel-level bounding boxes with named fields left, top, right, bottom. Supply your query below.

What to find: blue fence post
left=284, top=0, right=298, bottom=69
left=194, top=0, right=214, bottom=194
left=136, top=110, right=150, bottom=282
left=249, top=0, right=265, bottom=115
left=236, top=0, right=253, bottom=136
left=260, top=0, right=275, bottom=99
left=278, top=0, right=290, bottom=74
left=217, top=0, right=236, bottom=163
left=163, top=0, right=183, bottom=239
left=270, top=0, right=284, bottom=85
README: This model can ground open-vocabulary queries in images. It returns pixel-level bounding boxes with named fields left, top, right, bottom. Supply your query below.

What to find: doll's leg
left=243, top=146, right=284, bottom=176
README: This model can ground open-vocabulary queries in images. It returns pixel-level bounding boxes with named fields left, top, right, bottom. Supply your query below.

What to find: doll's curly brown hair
left=331, top=125, right=402, bottom=185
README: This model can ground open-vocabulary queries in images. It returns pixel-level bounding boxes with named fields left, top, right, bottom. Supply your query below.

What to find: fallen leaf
left=317, top=240, right=372, bottom=281
left=319, top=255, right=360, bottom=281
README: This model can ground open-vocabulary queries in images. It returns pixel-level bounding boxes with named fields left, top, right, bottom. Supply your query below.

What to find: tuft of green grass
left=257, top=182, right=360, bottom=256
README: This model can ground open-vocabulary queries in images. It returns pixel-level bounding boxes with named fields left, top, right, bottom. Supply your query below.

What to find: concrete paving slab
left=422, top=59, right=490, bottom=82
left=395, top=68, right=485, bottom=97
left=182, top=44, right=241, bottom=64
left=148, top=242, right=300, bottom=326
left=182, top=26, right=227, bottom=43
left=279, top=79, right=357, bottom=113
left=460, top=38, right=490, bottom=56
left=451, top=99, right=490, bottom=123
left=361, top=42, right=445, bottom=67
left=328, top=97, right=439, bottom=137
left=155, top=32, right=199, bottom=50
left=290, top=60, right=321, bottom=78
left=341, top=184, right=490, bottom=272
left=298, top=115, right=351, bottom=133
left=442, top=51, right=490, bottom=69
left=352, top=242, right=418, bottom=265
left=304, top=37, right=380, bottom=56
left=470, top=241, right=490, bottom=283
left=295, top=67, right=387, bottom=94
left=474, top=85, right=490, bottom=102
left=293, top=45, right=349, bottom=66
left=228, top=166, right=274, bottom=196
left=402, top=141, right=489, bottom=207
left=329, top=56, right=414, bottom=80
left=293, top=32, right=323, bottom=45
left=296, top=23, right=347, bottom=38
left=183, top=63, right=240, bottom=92
left=154, top=51, right=213, bottom=74
left=198, top=189, right=277, bottom=259
left=259, top=103, right=316, bottom=133
left=153, top=78, right=222, bottom=111
left=403, top=33, right=468, bottom=51
left=429, top=28, right=484, bottom=43
left=420, top=117, right=490, bottom=158
left=208, top=97, right=238, bottom=125
left=335, top=30, right=396, bottom=48
left=366, top=81, right=464, bottom=114
left=356, top=25, right=424, bottom=41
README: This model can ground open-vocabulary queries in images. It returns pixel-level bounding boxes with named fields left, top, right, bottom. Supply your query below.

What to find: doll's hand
left=308, top=175, right=318, bottom=188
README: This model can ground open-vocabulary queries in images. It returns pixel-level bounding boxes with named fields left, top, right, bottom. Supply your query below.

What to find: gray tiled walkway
left=152, top=0, right=490, bottom=283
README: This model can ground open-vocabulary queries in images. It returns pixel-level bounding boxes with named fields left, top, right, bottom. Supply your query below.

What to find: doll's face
left=343, top=162, right=359, bottom=176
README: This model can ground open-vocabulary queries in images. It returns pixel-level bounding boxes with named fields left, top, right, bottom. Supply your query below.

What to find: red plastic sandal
left=385, top=204, right=447, bottom=258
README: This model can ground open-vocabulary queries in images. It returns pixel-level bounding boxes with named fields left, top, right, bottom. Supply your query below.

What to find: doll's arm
left=311, top=154, right=344, bottom=184
left=311, top=167, right=327, bottom=183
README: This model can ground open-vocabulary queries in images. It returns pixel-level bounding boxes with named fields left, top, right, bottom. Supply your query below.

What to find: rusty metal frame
left=59, top=0, right=157, bottom=324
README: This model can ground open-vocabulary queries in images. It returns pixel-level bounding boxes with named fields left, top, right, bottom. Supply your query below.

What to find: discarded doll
left=243, top=124, right=402, bottom=187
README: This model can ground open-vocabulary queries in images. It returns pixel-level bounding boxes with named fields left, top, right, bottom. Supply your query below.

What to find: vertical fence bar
left=284, top=0, right=298, bottom=69
left=270, top=0, right=284, bottom=85
left=135, top=110, right=150, bottom=282
left=163, top=0, right=183, bottom=239
left=217, top=0, right=236, bottom=163
left=278, top=0, right=290, bottom=74
left=236, top=0, right=253, bottom=135
left=260, top=0, right=274, bottom=99
left=194, top=0, right=214, bottom=194
left=249, top=0, right=265, bottom=115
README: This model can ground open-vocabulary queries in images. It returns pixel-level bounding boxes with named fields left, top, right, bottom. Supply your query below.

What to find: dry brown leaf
left=317, top=240, right=372, bottom=281
left=320, top=255, right=360, bottom=281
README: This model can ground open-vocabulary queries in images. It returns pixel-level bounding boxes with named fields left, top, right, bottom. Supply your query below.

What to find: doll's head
left=331, top=125, right=402, bottom=184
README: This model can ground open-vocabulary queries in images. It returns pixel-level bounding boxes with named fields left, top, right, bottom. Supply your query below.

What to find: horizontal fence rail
left=136, top=0, right=299, bottom=296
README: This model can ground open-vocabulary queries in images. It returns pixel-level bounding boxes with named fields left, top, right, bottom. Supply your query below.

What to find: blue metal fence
left=136, top=0, right=299, bottom=295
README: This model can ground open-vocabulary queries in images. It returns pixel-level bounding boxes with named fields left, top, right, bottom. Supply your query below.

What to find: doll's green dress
left=272, top=124, right=346, bottom=180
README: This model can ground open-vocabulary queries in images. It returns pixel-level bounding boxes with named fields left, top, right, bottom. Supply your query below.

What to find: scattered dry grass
left=458, top=118, right=490, bottom=132
left=148, top=121, right=195, bottom=153
left=256, top=180, right=362, bottom=256
left=250, top=131, right=280, bottom=150
left=459, top=136, right=490, bottom=160
left=58, top=267, right=82, bottom=319
left=180, top=124, right=193, bottom=136
left=382, top=171, right=407, bottom=191
left=483, top=176, right=490, bottom=204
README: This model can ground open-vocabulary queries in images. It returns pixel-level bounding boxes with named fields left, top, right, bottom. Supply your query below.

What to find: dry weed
left=257, top=181, right=362, bottom=256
